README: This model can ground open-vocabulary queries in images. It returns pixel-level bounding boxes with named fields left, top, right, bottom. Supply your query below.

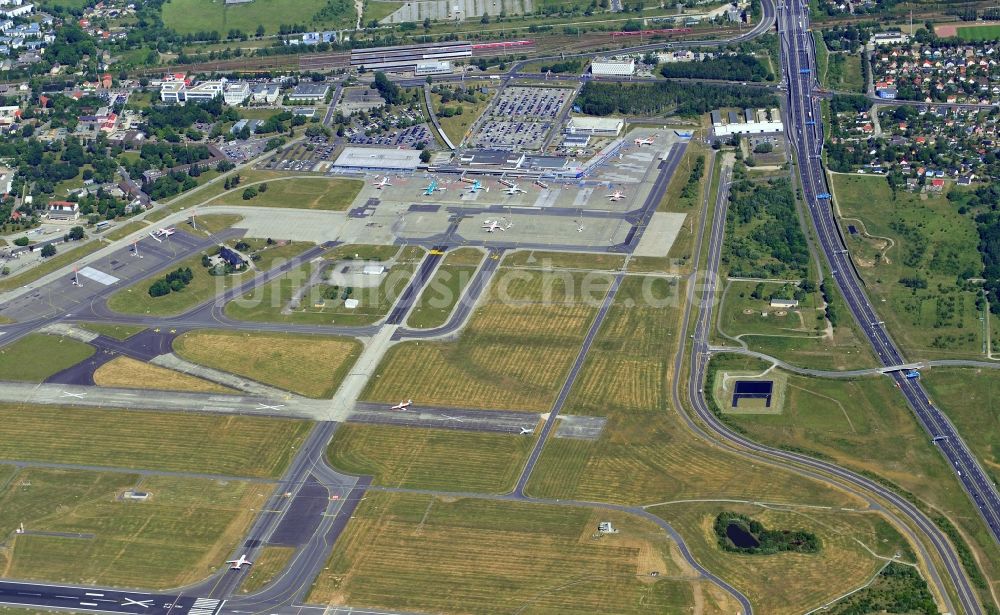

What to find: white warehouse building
left=415, top=60, right=452, bottom=76
left=591, top=58, right=635, bottom=77
left=565, top=116, right=624, bottom=137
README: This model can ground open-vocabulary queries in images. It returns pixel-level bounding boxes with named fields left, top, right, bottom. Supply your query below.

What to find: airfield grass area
left=716, top=279, right=880, bottom=370
left=362, top=0, right=403, bottom=22
left=431, top=83, right=491, bottom=146
left=922, top=368, right=1000, bottom=480
left=77, top=322, right=145, bottom=341
left=226, top=245, right=424, bottom=327
left=93, top=356, right=234, bottom=394
left=717, top=354, right=1000, bottom=593
left=327, top=425, right=535, bottom=492
left=648, top=502, right=912, bottom=615
left=501, top=250, right=626, bottom=271
left=956, top=23, right=1000, bottom=41
left=0, top=468, right=270, bottom=589
left=106, top=252, right=246, bottom=317
left=213, top=178, right=363, bottom=211
left=185, top=213, right=243, bottom=236
left=308, top=492, right=738, bottom=614
left=0, top=240, right=103, bottom=292
left=227, top=239, right=314, bottom=271
left=405, top=248, right=483, bottom=329
left=833, top=174, right=987, bottom=359
left=657, top=143, right=712, bottom=271
left=173, top=330, right=361, bottom=398
left=238, top=546, right=295, bottom=594
left=524, top=277, right=858, bottom=509
left=0, top=334, right=94, bottom=382
left=0, top=404, right=308, bottom=478
left=104, top=220, right=148, bottom=242
left=362, top=269, right=610, bottom=411
left=162, top=0, right=356, bottom=36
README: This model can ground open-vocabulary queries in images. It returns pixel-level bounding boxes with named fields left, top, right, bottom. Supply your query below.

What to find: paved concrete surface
left=150, top=353, right=292, bottom=397
left=633, top=212, right=687, bottom=257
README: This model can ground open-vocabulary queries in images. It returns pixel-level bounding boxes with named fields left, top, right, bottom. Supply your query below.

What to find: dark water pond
left=726, top=522, right=760, bottom=548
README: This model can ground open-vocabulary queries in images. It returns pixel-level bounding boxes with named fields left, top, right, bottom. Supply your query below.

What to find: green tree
left=242, top=187, right=258, bottom=200
left=68, top=226, right=84, bottom=240
left=40, top=243, right=56, bottom=258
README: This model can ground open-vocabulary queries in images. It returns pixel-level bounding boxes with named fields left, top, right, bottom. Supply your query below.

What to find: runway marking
left=255, top=403, right=285, bottom=412
left=61, top=391, right=86, bottom=399
left=122, top=597, right=152, bottom=608
left=84, top=592, right=104, bottom=597
left=80, top=602, right=99, bottom=607
left=440, top=414, right=466, bottom=422
left=188, top=597, right=222, bottom=615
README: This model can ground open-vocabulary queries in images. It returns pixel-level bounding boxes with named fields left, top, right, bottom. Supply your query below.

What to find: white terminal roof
left=567, top=116, right=624, bottom=131
left=333, top=147, right=422, bottom=171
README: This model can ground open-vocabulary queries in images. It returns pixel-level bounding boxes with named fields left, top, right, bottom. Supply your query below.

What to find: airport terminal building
left=333, top=147, right=423, bottom=172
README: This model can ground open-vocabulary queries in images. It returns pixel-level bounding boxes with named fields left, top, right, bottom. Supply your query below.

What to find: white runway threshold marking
left=77, top=266, right=120, bottom=286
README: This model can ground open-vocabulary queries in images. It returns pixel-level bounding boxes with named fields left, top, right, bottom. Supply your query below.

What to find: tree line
left=575, top=81, right=778, bottom=116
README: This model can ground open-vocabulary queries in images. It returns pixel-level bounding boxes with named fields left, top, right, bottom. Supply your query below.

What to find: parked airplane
left=574, top=220, right=584, bottom=232
left=607, top=190, right=626, bottom=201
left=467, top=180, right=484, bottom=193
left=227, top=555, right=253, bottom=570
left=483, top=218, right=510, bottom=233
left=148, top=227, right=175, bottom=241
left=423, top=179, right=443, bottom=195
left=534, top=180, right=549, bottom=190
left=390, top=399, right=413, bottom=410
left=519, top=427, right=533, bottom=435
left=373, top=176, right=392, bottom=189
left=505, top=184, right=526, bottom=195
left=634, top=135, right=657, bottom=146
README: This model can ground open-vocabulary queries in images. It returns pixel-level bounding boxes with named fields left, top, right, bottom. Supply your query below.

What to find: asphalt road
left=782, top=0, right=1000, bottom=553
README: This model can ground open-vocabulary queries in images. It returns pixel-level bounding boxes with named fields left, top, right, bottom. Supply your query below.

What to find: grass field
left=721, top=356, right=1000, bottom=594
left=213, top=178, right=363, bottom=211
left=187, top=213, right=243, bottom=236
left=173, top=330, right=361, bottom=398
left=431, top=83, right=492, bottom=146
left=833, top=174, right=986, bottom=359
left=364, top=0, right=404, bottom=22
left=76, top=323, right=146, bottom=341
left=502, top=250, right=626, bottom=271
left=524, top=277, right=859, bottom=509
left=0, top=334, right=94, bottom=382
left=716, top=280, right=880, bottom=370
left=362, top=269, right=609, bottom=411
left=0, top=404, right=309, bottom=478
left=106, top=252, right=245, bottom=317
left=308, top=492, right=737, bottom=614
left=656, top=143, right=711, bottom=272
left=162, top=0, right=356, bottom=36
left=238, top=546, right=295, bottom=594
left=104, top=220, right=148, bottom=242
left=93, top=357, right=234, bottom=394
left=405, top=248, right=483, bottom=329
left=649, top=502, right=912, bottom=615
left=327, top=425, right=535, bottom=492
left=0, top=468, right=270, bottom=589
left=922, top=368, right=1000, bottom=480
left=957, top=24, right=1000, bottom=41
left=226, top=246, right=424, bottom=327
left=827, top=52, right=865, bottom=93
left=0, top=241, right=104, bottom=292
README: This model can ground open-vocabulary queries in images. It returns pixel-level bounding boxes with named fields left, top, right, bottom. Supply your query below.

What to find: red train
left=471, top=40, right=535, bottom=50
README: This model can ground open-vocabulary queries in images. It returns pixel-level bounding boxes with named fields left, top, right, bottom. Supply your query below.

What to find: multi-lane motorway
left=779, top=1, right=1000, bottom=545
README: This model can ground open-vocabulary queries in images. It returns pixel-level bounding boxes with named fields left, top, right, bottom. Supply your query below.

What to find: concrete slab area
left=455, top=212, right=633, bottom=248
left=633, top=212, right=687, bottom=258
left=553, top=415, right=607, bottom=440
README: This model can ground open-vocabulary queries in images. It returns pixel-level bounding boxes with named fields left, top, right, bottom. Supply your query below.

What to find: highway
left=779, top=0, right=1000, bottom=546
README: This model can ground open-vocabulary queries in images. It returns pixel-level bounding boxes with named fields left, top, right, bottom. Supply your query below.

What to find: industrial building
left=288, top=83, right=330, bottom=102
left=565, top=116, right=624, bottom=137
left=711, top=107, right=783, bottom=137
left=414, top=60, right=453, bottom=76
left=458, top=150, right=526, bottom=168
left=333, top=147, right=423, bottom=172
left=350, top=41, right=472, bottom=72
left=250, top=82, right=281, bottom=104
left=159, top=79, right=250, bottom=105
left=590, top=58, right=635, bottom=77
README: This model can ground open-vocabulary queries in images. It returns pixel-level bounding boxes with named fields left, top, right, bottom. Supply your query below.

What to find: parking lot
left=337, top=87, right=388, bottom=114
left=259, top=135, right=336, bottom=172
left=469, top=120, right=550, bottom=150
left=221, top=137, right=269, bottom=163
left=490, top=86, right=572, bottom=119
left=348, top=124, right=433, bottom=148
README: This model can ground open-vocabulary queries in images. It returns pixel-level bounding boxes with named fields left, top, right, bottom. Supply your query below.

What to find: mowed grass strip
left=106, top=252, right=243, bottom=317
left=0, top=405, right=309, bottom=478
left=923, top=368, right=1000, bottom=476
left=77, top=322, right=146, bottom=341
left=406, top=248, right=484, bottom=329
left=173, top=330, right=361, bottom=398
left=649, top=503, right=911, bottom=615
left=309, top=492, right=703, bottom=614
left=162, top=0, right=354, bottom=35
left=239, top=546, right=295, bottom=594
left=327, top=425, right=535, bottom=492
left=0, top=334, right=94, bottom=382
left=214, top=178, right=363, bottom=211
left=93, top=356, right=234, bottom=394
left=0, top=469, right=272, bottom=589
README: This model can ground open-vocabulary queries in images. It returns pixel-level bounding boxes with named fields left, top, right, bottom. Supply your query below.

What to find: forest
left=660, top=54, right=771, bottom=82
left=724, top=176, right=809, bottom=279
left=575, top=82, right=778, bottom=116
left=713, top=511, right=821, bottom=554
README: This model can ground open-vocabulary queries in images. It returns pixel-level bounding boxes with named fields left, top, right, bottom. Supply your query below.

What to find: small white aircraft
left=483, top=218, right=511, bottom=233
left=519, top=427, right=533, bottom=435
left=149, top=227, right=176, bottom=241
left=574, top=220, right=584, bottom=233
left=390, top=399, right=413, bottom=410
left=373, top=176, right=392, bottom=189
left=634, top=135, right=657, bottom=146
left=227, top=555, right=253, bottom=570
left=607, top=190, right=626, bottom=201
left=505, top=183, right=526, bottom=195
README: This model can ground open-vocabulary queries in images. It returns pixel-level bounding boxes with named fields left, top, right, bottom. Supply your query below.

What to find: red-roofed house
left=47, top=201, right=79, bottom=221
